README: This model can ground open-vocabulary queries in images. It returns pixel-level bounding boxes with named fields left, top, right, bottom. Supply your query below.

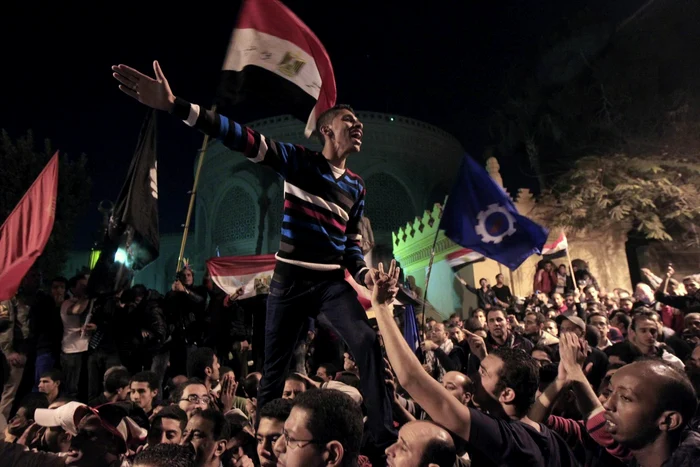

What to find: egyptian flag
left=445, top=248, right=485, bottom=272
left=0, top=153, right=58, bottom=300
left=216, top=0, right=337, bottom=137
left=541, top=233, right=568, bottom=260
left=207, top=254, right=401, bottom=311
left=88, top=110, right=159, bottom=296
left=207, top=254, right=276, bottom=300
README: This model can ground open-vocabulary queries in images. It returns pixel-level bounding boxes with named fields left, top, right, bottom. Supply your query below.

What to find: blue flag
left=403, top=303, right=420, bottom=352
left=440, top=155, right=549, bottom=270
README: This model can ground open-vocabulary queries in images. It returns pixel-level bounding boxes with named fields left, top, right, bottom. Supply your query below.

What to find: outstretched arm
left=112, top=61, right=304, bottom=178
left=371, top=262, right=473, bottom=441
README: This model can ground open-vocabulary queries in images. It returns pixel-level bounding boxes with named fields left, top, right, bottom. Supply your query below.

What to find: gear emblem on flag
left=475, top=203, right=517, bottom=244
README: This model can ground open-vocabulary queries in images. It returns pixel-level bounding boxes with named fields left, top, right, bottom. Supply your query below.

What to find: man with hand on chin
left=112, top=61, right=398, bottom=448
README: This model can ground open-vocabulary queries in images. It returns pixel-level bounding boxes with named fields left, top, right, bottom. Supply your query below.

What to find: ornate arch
left=212, top=185, right=258, bottom=253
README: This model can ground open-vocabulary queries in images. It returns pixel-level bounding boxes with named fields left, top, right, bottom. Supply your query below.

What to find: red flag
left=217, top=0, right=337, bottom=137
left=0, top=152, right=59, bottom=300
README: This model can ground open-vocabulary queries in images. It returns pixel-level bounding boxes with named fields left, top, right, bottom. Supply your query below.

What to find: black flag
left=88, top=110, right=159, bottom=296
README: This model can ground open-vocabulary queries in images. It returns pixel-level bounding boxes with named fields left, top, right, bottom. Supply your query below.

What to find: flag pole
left=176, top=107, right=216, bottom=274
left=421, top=196, right=448, bottom=335
left=508, top=268, right=516, bottom=298
left=564, top=232, right=576, bottom=288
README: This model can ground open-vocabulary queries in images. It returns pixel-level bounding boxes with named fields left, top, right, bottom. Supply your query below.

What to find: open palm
left=112, top=60, right=175, bottom=112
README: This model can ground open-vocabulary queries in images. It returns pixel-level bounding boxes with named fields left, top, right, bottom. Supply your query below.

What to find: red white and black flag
left=216, top=0, right=337, bottom=137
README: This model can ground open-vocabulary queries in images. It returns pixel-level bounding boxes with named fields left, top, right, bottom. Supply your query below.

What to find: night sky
left=2, top=1, right=646, bottom=250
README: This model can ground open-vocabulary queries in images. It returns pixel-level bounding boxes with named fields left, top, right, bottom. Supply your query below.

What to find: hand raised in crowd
left=219, top=372, right=238, bottom=413
left=172, top=280, right=185, bottom=292
left=370, top=260, right=401, bottom=307
left=558, top=332, right=592, bottom=383
left=112, top=61, right=176, bottom=112
left=463, top=329, right=487, bottom=361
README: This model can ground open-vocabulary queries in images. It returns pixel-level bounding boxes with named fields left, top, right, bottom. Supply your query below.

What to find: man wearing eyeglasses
left=176, top=378, right=211, bottom=419
left=273, top=389, right=363, bottom=467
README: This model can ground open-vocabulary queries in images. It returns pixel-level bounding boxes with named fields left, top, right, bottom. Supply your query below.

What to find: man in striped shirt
left=112, top=61, right=398, bottom=447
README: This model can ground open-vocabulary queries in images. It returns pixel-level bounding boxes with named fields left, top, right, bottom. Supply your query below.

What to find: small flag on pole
left=207, top=254, right=276, bottom=299
left=0, top=153, right=59, bottom=300
left=541, top=232, right=568, bottom=260
left=440, top=155, right=549, bottom=270
left=216, top=0, right=337, bottom=137
left=445, top=248, right=485, bottom=271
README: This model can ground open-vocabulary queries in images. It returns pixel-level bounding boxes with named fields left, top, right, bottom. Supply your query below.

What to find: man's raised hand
left=112, top=60, right=175, bottom=112
left=370, top=260, right=400, bottom=307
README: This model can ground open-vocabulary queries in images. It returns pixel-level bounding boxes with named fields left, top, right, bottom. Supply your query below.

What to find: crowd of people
left=2, top=255, right=700, bottom=466
left=1, top=59, right=700, bottom=466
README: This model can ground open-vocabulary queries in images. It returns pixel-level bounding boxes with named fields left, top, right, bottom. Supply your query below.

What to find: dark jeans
left=257, top=276, right=396, bottom=446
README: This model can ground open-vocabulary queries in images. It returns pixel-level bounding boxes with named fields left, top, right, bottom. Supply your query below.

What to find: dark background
left=0, top=1, right=651, bottom=249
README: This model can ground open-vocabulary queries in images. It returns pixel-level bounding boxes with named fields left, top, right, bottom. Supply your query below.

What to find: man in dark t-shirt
left=372, top=265, right=578, bottom=466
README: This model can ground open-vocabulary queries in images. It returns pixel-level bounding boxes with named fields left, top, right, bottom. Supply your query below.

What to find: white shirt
left=60, top=298, right=90, bottom=354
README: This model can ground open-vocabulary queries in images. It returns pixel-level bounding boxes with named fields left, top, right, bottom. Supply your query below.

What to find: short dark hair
left=610, top=312, right=631, bottom=330
left=171, top=378, right=207, bottom=404
left=605, top=341, right=643, bottom=364
left=531, top=344, right=554, bottom=361
left=19, top=393, right=49, bottom=420
left=187, top=347, right=216, bottom=380
left=284, top=373, right=308, bottom=389
left=260, top=398, right=293, bottom=422
left=151, top=405, right=188, bottom=432
left=486, top=307, right=506, bottom=320
left=587, top=312, right=607, bottom=324
left=631, top=309, right=659, bottom=330
left=418, top=428, right=456, bottom=467
left=131, top=371, right=159, bottom=392
left=40, top=369, right=63, bottom=383
left=315, top=104, right=355, bottom=143
left=131, top=284, right=148, bottom=298
left=525, top=311, right=546, bottom=326
left=492, top=347, right=539, bottom=417
left=335, top=372, right=361, bottom=391
left=51, top=276, right=68, bottom=286
left=133, top=442, right=196, bottom=467
left=194, top=409, right=230, bottom=442
left=242, top=372, right=261, bottom=398
left=318, top=363, right=338, bottom=377
left=104, top=367, right=131, bottom=394
left=292, top=389, right=363, bottom=467
left=67, top=274, right=87, bottom=290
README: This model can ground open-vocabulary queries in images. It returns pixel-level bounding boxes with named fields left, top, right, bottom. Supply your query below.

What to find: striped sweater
left=171, top=98, right=369, bottom=283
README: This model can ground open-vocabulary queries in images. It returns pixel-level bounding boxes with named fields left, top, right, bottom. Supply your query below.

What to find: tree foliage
left=541, top=154, right=700, bottom=247
left=488, top=1, right=700, bottom=247
left=0, top=130, right=91, bottom=281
